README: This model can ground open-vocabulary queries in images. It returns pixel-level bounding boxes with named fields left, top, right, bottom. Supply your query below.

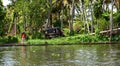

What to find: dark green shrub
left=69, top=31, right=75, bottom=36
left=7, top=36, right=18, bottom=43
left=73, top=22, right=81, bottom=34
left=32, top=32, right=43, bottom=39
left=112, top=35, right=120, bottom=41
left=0, top=38, right=7, bottom=44
left=63, top=28, right=69, bottom=36
left=12, top=37, right=18, bottom=43
left=95, top=29, right=100, bottom=38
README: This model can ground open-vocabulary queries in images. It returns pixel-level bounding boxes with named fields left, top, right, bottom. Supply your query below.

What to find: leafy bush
left=95, top=29, right=100, bottom=38
left=12, top=37, right=18, bottom=43
left=32, top=32, right=43, bottom=39
left=7, top=36, right=18, bottom=43
left=112, top=35, right=120, bottom=41
left=97, top=18, right=109, bottom=30
left=69, top=30, right=75, bottom=36
left=113, top=12, right=120, bottom=28
left=63, top=28, right=69, bottom=36
left=0, top=38, right=7, bottom=44
left=73, top=22, right=81, bottom=34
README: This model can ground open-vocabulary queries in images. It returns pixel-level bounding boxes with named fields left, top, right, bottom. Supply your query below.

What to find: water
left=0, top=44, right=120, bottom=66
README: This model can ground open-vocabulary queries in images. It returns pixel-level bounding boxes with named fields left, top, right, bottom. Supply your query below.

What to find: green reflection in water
left=0, top=44, right=120, bottom=66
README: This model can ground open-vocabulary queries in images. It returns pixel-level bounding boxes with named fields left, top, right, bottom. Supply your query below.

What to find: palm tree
left=89, top=0, right=94, bottom=33
left=45, top=0, right=52, bottom=29
left=69, top=0, right=75, bottom=34
left=109, top=0, right=115, bottom=42
left=103, top=0, right=111, bottom=11
left=115, top=0, right=120, bottom=11
left=81, top=0, right=90, bottom=33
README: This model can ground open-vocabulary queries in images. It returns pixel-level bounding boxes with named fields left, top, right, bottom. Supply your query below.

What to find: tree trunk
left=81, top=0, right=86, bottom=33
left=8, top=15, right=14, bottom=34
left=13, top=12, right=17, bottom=36
left=61, top=9, right=64, bottom=30
left=49, top=0, right=52, bottom=28
left=23, top=15, right=26, bottom=31
left=69, top=0, right=74, bottom=34
left=85, top=8, right=90, bottom=33
left=109, top=0, right=114, bottom=42
left=47, top=11, right=51, bottom=28
left=45, top=19, right=49, bottom=30
left=14, top=17, right=17, bottom=36
left=50, top=13, right=52, bottom=28
left=45, top=0, right=52, bottom=29
left=90, top=0, right=94, bottom=33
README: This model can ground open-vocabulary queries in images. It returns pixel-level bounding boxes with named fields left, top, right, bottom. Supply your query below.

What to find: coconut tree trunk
left=86, top=17, right=90, bottom=33
left=69, top=0, right=75, bottom=34
left=109, top=0, right=114, bottom=42
left=90, top=0, right=94, bottom=33
left=14, top=12, right=18, bottom=36
left=14, top=16, right=17, bottom=36
left=23, top=15, right=26, bottom=31
left=50, top=0, right=52, bottom=28
left=61, top=9, right=64, bottom=30
left=46, top=0, right=52, bottom=28
left=81, top=0, right=86, bottom=33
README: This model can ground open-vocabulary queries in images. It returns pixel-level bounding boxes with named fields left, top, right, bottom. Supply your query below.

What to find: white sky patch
left=2, top=0, right=11, bottom=6
left=109, top=3, right=117, bottom=12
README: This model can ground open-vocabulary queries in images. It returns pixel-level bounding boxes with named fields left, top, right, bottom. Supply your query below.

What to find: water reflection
left=0, top=44, right=120, bottom=66
left=0, top=47, right=18, bottom=66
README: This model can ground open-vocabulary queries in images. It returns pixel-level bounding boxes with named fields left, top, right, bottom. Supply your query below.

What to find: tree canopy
left=0, top=0, right=120, bottom=40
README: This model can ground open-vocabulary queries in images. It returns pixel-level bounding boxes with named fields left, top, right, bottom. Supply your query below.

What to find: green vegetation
left=0, top=36, right=19, bottom=44
left=0, top=0, right=120, bottom=44
left=27, top=33, right=120, bottom=45
left=27, top=35, right=99, bottom=44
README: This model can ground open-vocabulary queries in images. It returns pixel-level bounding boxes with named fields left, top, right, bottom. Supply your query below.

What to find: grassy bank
left=27, top=34, right=114, bottom=45
left=0, top=36, right=19, bottom=44
left=1, top=34, right=120, bottom=45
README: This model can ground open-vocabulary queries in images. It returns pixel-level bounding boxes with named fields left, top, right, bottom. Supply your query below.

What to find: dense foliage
left=0, top=0, right=120, bottom=43
left=0, top=0, right=5, bottom=37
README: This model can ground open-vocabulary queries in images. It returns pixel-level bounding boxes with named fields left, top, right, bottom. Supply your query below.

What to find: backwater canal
left=0, top=44, right=120, bottom=66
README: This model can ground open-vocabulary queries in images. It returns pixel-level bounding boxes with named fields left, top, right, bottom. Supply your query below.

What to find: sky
left=2, top=0, right=11, bottom=6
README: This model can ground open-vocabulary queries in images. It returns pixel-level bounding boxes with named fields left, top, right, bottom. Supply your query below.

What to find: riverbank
left=0, top=42, right=120, bottom=47
left=26, top=34, right=120, bottom=45
left=1, top=34, right=120, bottom=46
left=0, top=36, right=19, bottom=45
